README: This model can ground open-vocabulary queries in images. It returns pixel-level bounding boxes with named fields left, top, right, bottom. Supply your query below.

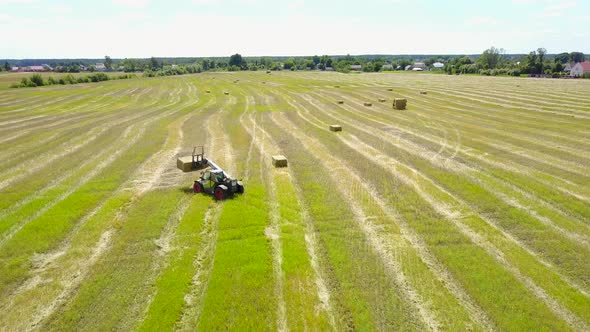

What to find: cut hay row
left=273, top=95, right=496, bottom=330
left=300, top=90, right=590, bottom=286
left=271, top=111, right=444, bottom=330
left=319, top=89, right=590, bottom=220
left=7, top=84, right=204, bottom=330
left=0, top=99, right=192, bottom=302
left=239, top=102, right=335, bottom=329
left=280, top=92, right=588, bottom=330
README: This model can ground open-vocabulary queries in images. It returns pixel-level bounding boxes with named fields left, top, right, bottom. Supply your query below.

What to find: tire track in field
left=338, top=88, right=583, bottom=174
left=10, top=105, right=194, bottom=330
left=240, top=108, right=337, bottom=330
left=334, top=134, right=590, bottom=331
left=309, top=91, right=590, bottom=222
left=293, top=91, right=590, bottom=295
left=0, top=96, right=191, bottom=247
left=269, top=112, right=441, bottom=332
left=242, top=108, right=288, bottom=331
left=177, top=99, right=230, bottom=330
left=0, top=106, right=175, bottom=221
left=279, top=95, right=495, bottom=331
left=0, top=96, right=163, bottom=170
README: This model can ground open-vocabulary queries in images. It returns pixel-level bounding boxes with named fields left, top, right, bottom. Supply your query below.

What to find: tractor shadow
left=178, top=187, right=241, bottom=201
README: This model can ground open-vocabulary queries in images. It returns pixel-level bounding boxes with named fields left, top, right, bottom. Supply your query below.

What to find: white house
left=413, top=62, right=426, bottom=70
left=382, top=64, right=394, bottom=70
left=432, top=62, right=444, bottom=69
left=350, top=64, right=362, bottom=71
left=570, top=62, right=590, bottom=77
left=95, top=63, right=106, bottom=71
left=563, top=62, right=575, bottom=72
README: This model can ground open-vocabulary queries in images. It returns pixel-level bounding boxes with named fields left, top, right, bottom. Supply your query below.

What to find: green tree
left=105, top=56, right=113, bottom=71
left=283, top=58, right=295, bottom=70
left=229, top=53, right=246, bottom=70
left=477, top=47, right=505, bottom=69
left=554, top=52, right=570, bottom=64
left=149, top=57, right=161, bottom=70
left=537, top=48, right=546, bottom=74
left=4, top=61, right=11, bottom=71
left=524, top=51, right=538, bottom=74
left=30, top=74, right=44, bottom=86
left=570, top=52, right=585, bottom=63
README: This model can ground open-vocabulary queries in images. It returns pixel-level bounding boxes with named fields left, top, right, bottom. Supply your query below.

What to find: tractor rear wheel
left=214, top=187, right=225, bottom=200
left=237, top=184, right=244, bottom=194
left=194, top=182, right=203, bottom=193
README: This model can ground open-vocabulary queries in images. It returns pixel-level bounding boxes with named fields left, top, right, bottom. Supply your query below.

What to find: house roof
left=578, top=61, right=590, bottom=71
left=433, top=62, right=444, bottom=68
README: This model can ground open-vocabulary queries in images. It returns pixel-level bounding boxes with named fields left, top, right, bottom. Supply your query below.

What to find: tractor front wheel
left=194, top=182, right=203, bottom=193
left=214, top=187, right=225, bottom=200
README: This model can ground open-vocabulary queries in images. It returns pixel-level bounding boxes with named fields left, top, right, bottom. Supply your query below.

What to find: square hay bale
left=393, top=98, right=407, bottom=110
left=177, top=156, right=195, bottom=172
left=337, top=100, right=344, bottom=104
left=378, top=98, right=386, bottom=102
left=224, top=91, right=230, bottom=95
left=272, top=155, right=288, bottom=167
left=420, top=91, right=428, bottom=95
left=329, top=124, right=342, bottom=132
left=387, top=88, right=393, bottom=91
left=364, top=102, right=372, bottom=107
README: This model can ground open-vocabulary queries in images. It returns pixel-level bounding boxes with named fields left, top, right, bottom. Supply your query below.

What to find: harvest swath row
left=0, top=72, right=589, bottom=331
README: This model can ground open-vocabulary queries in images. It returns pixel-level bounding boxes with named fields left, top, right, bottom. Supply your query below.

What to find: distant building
left=413, top=62, right=426, bottom=70
left=404, top=65, right=412, bottom=71
left=570, top=61, right=590, bottom=77
left=564, top=62, right=575, bottom=72
left=432, top=62, right=444, bottom=69
left=95, top=63, right=106, bottom=71
left=24, top=65, right=51, bottom=72
left=412, top=67, right=424, bottom=71
left=325, top=66, right=334, bottom=71
left=350, top=64, right=362, bottom=71
left=382, top=64, right=394, bottom=70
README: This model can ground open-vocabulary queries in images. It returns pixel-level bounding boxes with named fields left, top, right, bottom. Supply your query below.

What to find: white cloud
left=465, top=16, right=501, bottom=25
left=112, top=0, right=150, bottom=8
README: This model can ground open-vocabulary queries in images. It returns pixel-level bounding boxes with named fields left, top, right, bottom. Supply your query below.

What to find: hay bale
left=393, top=98, right=407, bottom=110
left=262, top=81, right=266, bottom=84
left=177, top=156, right=195, bottom=172
left=272, top=155, right=288, bottom=167
left=387, top=88, right=393, bottom=91
left=335, top=85, right=340, bottom=88
left=205, top=90, right=211, bottom=93
left=337, top=100, right=344, bottom=104
left=378, top=98, right=386, bottom=102
left=329, top=124, right=342, bottom=132
left=266, top=70, right=271, bottom=74
left=420, top=91, right=427, bottom=95
left=364, top=102, right=372, bottom=107
left=224, top=91, right=230, bottom=95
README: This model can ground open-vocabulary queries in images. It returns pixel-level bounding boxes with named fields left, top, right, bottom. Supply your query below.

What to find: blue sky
left=1, top=0, right=588, bottom=58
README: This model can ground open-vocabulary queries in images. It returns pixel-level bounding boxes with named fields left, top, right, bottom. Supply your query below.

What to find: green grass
left=0, top=71, right=589, bottom=330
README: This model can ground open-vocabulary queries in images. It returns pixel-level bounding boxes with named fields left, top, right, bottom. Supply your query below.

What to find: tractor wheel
left=237, top=184, right=244, bottom=194
left=194, top=182, right=203, bottom=193
left=214, top=187, right=225, bottom=200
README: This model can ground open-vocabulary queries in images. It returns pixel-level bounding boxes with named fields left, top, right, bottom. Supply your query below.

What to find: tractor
left=178, top=146, right=244, bottom=200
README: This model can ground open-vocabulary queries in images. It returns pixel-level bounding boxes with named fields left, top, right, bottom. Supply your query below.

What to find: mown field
left=0, top=71, right=589, bottom=331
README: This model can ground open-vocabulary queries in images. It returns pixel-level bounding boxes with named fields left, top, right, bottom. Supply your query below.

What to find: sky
left=1, top=0, right=589, bottom=58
